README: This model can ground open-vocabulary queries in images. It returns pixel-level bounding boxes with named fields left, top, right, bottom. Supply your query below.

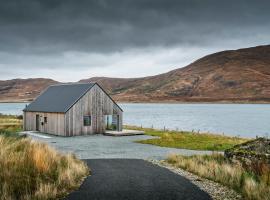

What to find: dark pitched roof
left=24, top=83, right=95, bottom=113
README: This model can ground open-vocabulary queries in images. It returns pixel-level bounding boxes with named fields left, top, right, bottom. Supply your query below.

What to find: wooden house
left=23, top=83, right=123, bottom=136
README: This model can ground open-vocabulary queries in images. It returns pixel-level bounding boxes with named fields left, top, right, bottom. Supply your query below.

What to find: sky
left=0, top=0, right=270, bottom=82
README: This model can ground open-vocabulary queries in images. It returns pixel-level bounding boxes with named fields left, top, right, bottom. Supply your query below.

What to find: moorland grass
left=125, top=126, right=248, bottom=151
left=0, top=114, right=89, bottom=199
left=167, top=153, right=270, bottom=200
left=0, top=136, right=89, bottom=200
left=0, top=114, right=22, bottom=136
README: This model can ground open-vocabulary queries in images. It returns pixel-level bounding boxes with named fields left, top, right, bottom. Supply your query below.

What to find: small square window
left=44, top=117, right=47, bottom=123
left=83, top=116, right=91, bottom=126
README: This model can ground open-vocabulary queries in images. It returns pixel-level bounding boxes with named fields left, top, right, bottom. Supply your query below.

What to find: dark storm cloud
left=0, top=0, right=270, bottom=54
left=0, top=0, right=270, bottom=81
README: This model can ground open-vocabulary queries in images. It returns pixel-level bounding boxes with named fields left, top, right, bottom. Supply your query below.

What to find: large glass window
left=105, top=115, right=117, bottom=130
left=83, top=116, right=91, bottom=126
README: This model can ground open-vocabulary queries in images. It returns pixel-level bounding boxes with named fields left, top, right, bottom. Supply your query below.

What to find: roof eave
left=23, top=110, right=65, bottom=114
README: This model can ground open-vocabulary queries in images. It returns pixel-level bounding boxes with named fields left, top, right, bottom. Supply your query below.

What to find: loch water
left=1, top=102, right=270, bottom=138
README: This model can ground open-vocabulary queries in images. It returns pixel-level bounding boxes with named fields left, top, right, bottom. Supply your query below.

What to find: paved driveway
left=64, top=159, right=212, bottom=200
left=28, top=133, right=211, bottom=160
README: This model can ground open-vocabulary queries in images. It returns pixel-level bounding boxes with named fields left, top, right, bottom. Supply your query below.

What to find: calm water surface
left=1, top=102, right=270, bottom=138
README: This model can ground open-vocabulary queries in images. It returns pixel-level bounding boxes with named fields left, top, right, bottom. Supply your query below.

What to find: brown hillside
left=1, top=45, right=270, bottom=103
left=0, top=78, right=58, bottom=102
left=80, top=45, right=270, bottom=102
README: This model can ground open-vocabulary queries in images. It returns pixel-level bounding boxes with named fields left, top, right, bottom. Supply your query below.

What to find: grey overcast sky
left=0, top=0, right=270, bottom=82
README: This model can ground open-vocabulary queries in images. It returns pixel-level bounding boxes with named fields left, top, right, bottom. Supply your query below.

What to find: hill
left=1, top=45, right=270, bottom=103
left=80, top=45, right=270, bottom=102
left=0, top=78, right=58, bottom=102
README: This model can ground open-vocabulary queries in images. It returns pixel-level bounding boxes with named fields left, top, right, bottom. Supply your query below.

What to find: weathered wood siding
left=65, top=84, right=123, bottom=136
left=23, top=84, right=123, bottom=136
left=23, top=111, right=65, bottom=136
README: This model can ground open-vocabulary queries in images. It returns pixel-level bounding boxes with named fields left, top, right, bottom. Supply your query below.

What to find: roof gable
left=93, top=83, right=123, bottom=112
left=24, top=83, right=95, bottom=113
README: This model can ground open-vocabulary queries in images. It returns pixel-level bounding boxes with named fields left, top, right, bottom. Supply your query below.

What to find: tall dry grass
left=167, top=153, right=270, bottom=200
left=0, top=136, right=89, bottom=200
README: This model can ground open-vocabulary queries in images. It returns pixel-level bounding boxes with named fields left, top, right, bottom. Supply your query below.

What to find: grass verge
left=0, top=136, right=89, bottom=200
left=0, top=114, right=22, bottom=136
left=167, top=153, right=270, bottom=200
left=125, top=125, right=248, bottom=151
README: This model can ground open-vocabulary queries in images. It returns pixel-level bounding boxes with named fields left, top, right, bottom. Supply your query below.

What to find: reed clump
left=0, top=136, right=89, bottom=200
left=167, top=153, right=270, bottom=200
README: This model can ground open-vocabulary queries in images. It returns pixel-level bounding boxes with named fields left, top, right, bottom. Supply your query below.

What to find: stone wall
left=225, top=138, right=270, bottom=173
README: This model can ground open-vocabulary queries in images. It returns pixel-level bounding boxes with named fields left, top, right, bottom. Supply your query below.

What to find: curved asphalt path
left=65, top=159, right=212, bottom=200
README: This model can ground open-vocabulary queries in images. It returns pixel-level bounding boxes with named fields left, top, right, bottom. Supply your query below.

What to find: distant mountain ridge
left=1, top=45, right=270, bottom=103
left=0, top=78, right=58, bottom=102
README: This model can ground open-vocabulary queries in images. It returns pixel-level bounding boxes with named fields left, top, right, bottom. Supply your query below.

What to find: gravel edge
left=149, top=159, right=243, bottom=200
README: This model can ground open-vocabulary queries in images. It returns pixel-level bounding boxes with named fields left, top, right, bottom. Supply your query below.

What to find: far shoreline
left=1, top=100, right=270, bottom=104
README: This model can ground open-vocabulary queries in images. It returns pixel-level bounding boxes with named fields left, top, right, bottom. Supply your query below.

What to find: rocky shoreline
left=149, top=160, right=243, bottom=200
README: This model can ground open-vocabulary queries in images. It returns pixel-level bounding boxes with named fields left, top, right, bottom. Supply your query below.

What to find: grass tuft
left=0, top=136, right=89, bottom=200
left=167, top=153, right=270, bottom=200
left=0, top=114, right=22, bottom=137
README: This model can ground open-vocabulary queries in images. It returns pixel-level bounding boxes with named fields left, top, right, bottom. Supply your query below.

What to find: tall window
left=83, top=116, right=91, bottom=126
left=44, top=117, right=47, bottom=123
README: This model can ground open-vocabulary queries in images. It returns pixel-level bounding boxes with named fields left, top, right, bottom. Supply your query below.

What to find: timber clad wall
left=23, top=84, right=123, bottom=136
left=24, top=111, right=65, bottom=135
left=65, top=84, right=122, bottom=136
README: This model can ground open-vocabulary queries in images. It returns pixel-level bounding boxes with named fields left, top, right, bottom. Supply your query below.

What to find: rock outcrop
left=225, top=138, right=270, bottom=173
